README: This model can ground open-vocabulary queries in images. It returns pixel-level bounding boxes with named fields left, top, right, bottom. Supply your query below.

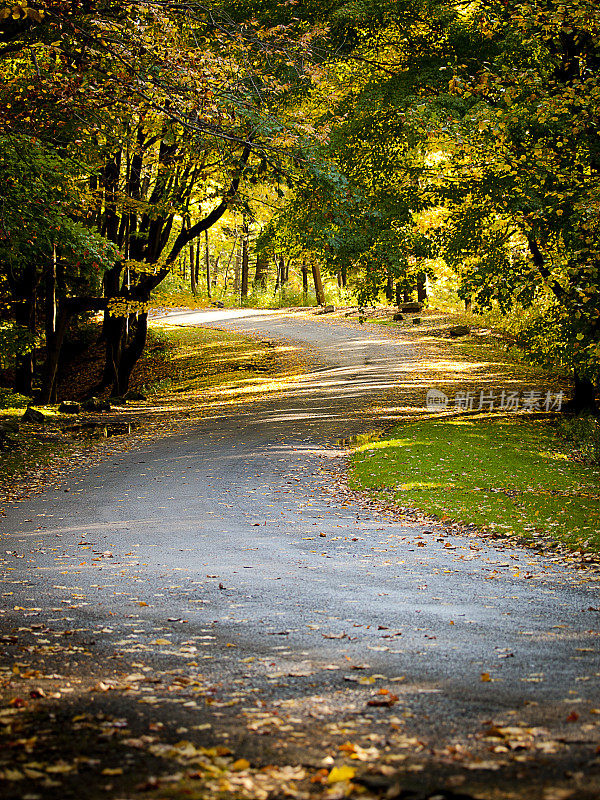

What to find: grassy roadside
left=348, top=308, right=600, bottom=554
left=350, top=414, right=600, bottom=552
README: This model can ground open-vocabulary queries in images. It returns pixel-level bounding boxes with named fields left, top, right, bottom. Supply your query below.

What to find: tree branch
left=526, top=235, right=566, bottom=302
left=164, top=141, right=252, bottom=267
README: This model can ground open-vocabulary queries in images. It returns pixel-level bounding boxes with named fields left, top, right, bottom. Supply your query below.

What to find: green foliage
left=0, top=135, right=118, bottom=290
left=0, top=323, right=37, bottom=369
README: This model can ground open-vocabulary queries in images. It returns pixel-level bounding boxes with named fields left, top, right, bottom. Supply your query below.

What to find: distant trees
left=266, top=0, right=600, bottom=408
left=1, top=0, right=599, bottom=408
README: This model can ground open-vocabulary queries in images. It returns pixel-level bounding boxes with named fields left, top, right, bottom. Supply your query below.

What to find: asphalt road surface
left=1, top=310, right=599, bottom=799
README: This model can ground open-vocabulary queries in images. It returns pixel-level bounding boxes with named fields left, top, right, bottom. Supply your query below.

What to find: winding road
left=1, top=310, right=599, bottom=799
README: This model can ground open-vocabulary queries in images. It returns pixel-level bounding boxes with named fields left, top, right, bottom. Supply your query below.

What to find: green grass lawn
left=350, top=414, right=600, bottom=552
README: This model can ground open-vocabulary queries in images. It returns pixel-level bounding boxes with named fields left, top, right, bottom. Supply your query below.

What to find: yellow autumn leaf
left=328, top=765, right=356, bottom=783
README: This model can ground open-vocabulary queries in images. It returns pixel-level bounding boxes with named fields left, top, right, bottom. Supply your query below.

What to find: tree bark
left=312, top=263, right=325, bottom=306
left=241, top=221, right=249, bottom=300
left=189, top=218, right=196, bottom=295
left=14, top=263, right=37, bottom=395
left=278, top=256, right=286, bottom=287
left=40, top=304, right=69, bottom=403
left=223, top=236, right=238, bottom=290
left=115, top=312, right=148, bottom=396
left=385, top=272, right=394, bottom=302
left=205, top=229, right=211, bottom=299
left=254, top=252, right=268, bottom=289
left=301, top=261, right=309, bottom=296
left=234, top=243, right=241, bottom=296
left=417, top=272, right=427, bottom=303
left=565, top=371, right=598, bottom=414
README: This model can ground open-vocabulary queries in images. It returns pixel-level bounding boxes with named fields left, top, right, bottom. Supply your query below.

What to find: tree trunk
left=385, top=272, right=394, bottom=302
left=212, top=254, right=220, bottom=289
left=188, top=216, right=196, bottom=295
left=278, top=256, right=286, bottom=287
left=566, top=371, right=598, bottom=414
left=274, top=257, right=282, bottom=293
left=41, top=248, right=59, bottom=402
left=312, top=263, right=325, bottom=306
left=233, top=244, right=241, bottom=296
left=205, top=229, right=211, bottom=299
left=241, top=223, right=249, bottom=300
left=254, top=252, right=268, bottom=289
left=14, top=281, right=36, bottom=396
left=41, top=305, right=70, bottom=403
left=301, top=261, right=309, bottom=296
left=223, top=236, right=238, bottom=290
left=341, top=265, right=347, bottom=288
left=189, top=240, right=196, bottom=295
left=99, top=314, right=126, bottom=395
left=114, top=312, right=149, bottom=396
left=196, top=238, right=201, bottom=288
left=417, top=272, right=427, bottom=303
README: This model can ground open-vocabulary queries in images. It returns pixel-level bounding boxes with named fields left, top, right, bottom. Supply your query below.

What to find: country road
left=1, top=310, right=599, bottom=800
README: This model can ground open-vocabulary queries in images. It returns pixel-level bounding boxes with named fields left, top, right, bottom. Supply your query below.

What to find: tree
left=1, top=0, right=326, bottom=394
left=0, top=135, right=117, bottom=398
left=432, top=0, right=600, bottom=408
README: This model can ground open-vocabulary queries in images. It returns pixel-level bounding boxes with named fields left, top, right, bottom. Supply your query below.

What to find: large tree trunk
left=99, top=314, right=126, bottom=395
left=274, top=256, right=286, bottom=294
left=114, top=312, right=148, bottom=396
left=395, top=282, right=402, bottom=308
left=41, top=249, right=59, bottom=402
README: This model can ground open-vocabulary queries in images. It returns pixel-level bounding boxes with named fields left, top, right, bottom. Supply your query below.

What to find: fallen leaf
left=328, top=765, right=356, bottom=783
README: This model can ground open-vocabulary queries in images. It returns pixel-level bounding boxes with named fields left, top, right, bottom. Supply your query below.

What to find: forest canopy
left=1, top=0, right=599, bottom=408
